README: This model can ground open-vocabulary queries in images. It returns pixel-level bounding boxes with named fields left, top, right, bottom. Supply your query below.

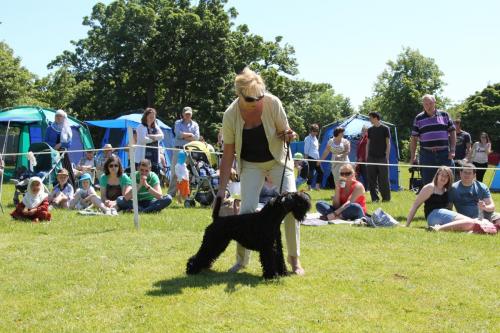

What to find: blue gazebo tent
left=86, top=114, right=174, bottom=168
left=491, top=164, right=500, bottom=192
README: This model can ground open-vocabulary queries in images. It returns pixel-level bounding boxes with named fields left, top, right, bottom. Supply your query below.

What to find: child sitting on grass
left=11, top=176, right=51, bottom=222
left=70, top=173, right=116, bottom=215
left=175, top=150, right=190, bottom=204
left=48, top=168, right=74, bottom=209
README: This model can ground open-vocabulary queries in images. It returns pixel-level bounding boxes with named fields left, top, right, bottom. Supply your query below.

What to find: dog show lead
left=216, top=67, right=305, bottom=275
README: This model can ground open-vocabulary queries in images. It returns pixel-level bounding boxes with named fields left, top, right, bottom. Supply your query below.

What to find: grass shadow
left=147, top=271, right=264, bottom=296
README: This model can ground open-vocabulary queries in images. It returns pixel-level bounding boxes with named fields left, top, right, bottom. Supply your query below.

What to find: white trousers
left=236, top=159, right=300, bottom=266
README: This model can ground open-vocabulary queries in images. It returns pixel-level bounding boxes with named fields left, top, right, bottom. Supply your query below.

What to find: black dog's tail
left=212, top=196, right=222, bottom=219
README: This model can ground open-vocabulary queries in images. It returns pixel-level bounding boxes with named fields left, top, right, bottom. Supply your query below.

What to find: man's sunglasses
left=241, top=93, right=265, bottom=103
left=340, top=172, right=352, bottom=176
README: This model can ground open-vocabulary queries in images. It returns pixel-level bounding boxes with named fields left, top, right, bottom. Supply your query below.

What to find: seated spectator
left=96, top=144, right=117, bottom=179
left=450, top=163, right=498, bottom=221
left=406, top=166, right=478, bottom=228
left=117, top=159, right=172, bottom=213
left=11, top=176, right=51, bottom=222
left=316, top=164, right=366, bottom=221
left=293, top=152, right=308, bottom=189
left=259, top=175, right=279, bottom=205
left=70, top=173, right=115, bottom=215
left=75, top=150, right=97, bottom=182
left=48, top=168, right=74, bottom=208
left=99, top=156, right=132, bottom=209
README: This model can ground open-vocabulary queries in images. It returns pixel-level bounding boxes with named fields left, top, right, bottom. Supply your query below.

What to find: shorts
left=176, top=179, right=190, bottom=197
left=427, top=208, right=457, bottom=226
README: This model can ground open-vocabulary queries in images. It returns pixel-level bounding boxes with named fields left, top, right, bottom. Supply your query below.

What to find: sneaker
left=104, top=208, right=112, bottom=215
left=110, top=208, right=118, bottom=216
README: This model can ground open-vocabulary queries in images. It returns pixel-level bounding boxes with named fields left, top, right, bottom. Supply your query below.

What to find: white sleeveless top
left=327, top=138, right=350, bottom=162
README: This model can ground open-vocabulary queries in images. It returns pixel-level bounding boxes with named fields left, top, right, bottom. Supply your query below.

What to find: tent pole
left=0, top=120, right=11, bottom=213
left=127, top=126, right=140, bottom=230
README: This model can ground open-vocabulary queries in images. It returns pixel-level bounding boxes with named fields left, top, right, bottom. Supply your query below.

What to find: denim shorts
left=427, top=208, right=457, bottom=226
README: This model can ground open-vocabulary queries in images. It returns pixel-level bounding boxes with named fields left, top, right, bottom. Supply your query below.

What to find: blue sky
left=1, top=0, right=499, bottom=108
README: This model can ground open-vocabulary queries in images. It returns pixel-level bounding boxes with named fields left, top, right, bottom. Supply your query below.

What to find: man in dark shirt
left=453, top=118, right=471, bottom=178
left=366, top=112, right=391, bottom=202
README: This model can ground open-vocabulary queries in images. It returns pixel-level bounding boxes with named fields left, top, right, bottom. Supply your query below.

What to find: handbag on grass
left=368, top=208, right=399, bottom=227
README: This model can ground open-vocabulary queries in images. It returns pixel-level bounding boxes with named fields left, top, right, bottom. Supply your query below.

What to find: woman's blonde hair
left=432, top=166, right=454, bottom=191
left=340, top=163, right=355, bottom=174
left=234, top=67, right=266, bottom=97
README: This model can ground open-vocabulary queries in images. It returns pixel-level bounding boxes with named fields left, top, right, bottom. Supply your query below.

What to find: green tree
left=459, top=83, right=500, bottom=152
left=0, top=42, right=36, bottom=108
left=367, top=47, right=447, bottom=140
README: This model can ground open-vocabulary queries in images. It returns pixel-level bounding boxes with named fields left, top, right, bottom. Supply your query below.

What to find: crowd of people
left=7, top=68, right=499, bottom=276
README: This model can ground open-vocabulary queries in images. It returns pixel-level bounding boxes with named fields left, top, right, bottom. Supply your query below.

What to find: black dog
left=186, top=192, right=310, bottom=279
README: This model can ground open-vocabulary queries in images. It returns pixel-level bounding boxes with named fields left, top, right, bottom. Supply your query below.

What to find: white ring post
left=127, top=126, right=140, bottom=230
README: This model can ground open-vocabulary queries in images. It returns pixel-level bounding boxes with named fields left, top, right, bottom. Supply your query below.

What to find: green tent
left=0, top=106, right=94, bottom=170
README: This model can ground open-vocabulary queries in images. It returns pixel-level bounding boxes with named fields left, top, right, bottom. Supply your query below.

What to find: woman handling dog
left=406, top=166, right=482, bottom=230
left=216, top=67, right=304, bottom=275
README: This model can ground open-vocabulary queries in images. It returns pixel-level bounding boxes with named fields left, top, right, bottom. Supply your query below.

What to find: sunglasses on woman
left=241, top=93, right=265, bottom=103
left=340, top=171, right=352, bottom=176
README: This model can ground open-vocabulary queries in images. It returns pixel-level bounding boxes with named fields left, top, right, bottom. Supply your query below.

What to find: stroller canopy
left=0, top=106, right=94, bottom=170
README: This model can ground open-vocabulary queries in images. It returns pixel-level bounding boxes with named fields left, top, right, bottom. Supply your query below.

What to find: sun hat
left=79, top=173, right=93, bottom=185
left=293, top=152, right=304, bottom=159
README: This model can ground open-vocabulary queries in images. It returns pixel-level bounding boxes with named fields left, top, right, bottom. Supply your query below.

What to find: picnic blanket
left=301, top=213, right=359, bottom=226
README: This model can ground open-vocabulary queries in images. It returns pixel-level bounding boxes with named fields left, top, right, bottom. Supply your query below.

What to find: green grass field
left=0, top=169, right=499, bottom=332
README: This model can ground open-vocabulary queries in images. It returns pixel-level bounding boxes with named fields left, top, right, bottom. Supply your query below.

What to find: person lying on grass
left=48, top=168, right=74, bottom=209
left=406, top=166, right=492, bottom=232
left=316, top=163, right=367, bottom=221
left=11, top=176, right=51, bottom=222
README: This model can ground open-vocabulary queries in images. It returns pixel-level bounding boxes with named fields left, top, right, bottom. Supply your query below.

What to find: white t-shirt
left=175, top=163, right=189, bottom=182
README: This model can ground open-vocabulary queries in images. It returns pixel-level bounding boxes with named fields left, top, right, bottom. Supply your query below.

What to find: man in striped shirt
left=409, top=94, right=456, bottom=185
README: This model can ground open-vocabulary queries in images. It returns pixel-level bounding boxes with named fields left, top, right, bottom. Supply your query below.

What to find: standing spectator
left=168, top=107, right=200, bottom=196
left=471, top=132, right=492, bottom=182
left=303, top=124, right=323, bottom=190
left=45, top=109, right=75, bottom=187
left=174, top=151, right=190, bottom=204
left=449, top=163, right=497, bottom=221
left=366, top=112, right=391, bottom=202
left=135, top=108, right=164, bottom=176
left=99, top=155, right=132, bottom=210
left=11, top=177, right=51, bottom=222
left=216, top=67, right=304, bottom=275
left=409, top=94, right=456, bottom=185
left=452, top=119, right=472, bottom=178
left=320, top=127, right=350, bottom=185
left=356, top=125, right=369, bottom=189
left=117, top=159, right=172, bottom=213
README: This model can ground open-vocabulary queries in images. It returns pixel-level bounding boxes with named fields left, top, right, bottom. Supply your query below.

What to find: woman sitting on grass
left=11, top=177, right=51, bottom=222
left=316, top=164, right=366, bottom=221
left=99, top=156, right=131, bottom=210
left=406, top=166, right=481, bottom=229
left=48, top=168, right=74, bottom=209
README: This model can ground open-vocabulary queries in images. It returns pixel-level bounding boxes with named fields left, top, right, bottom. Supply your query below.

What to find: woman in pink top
left=316, top=164, right=366, bottom=220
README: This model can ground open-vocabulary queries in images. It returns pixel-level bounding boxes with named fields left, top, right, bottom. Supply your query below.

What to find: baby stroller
left=12, top=142, right=61, bottom=205
left=183, top=141, right=219, bottom=208
left=408, top=164, right=423, bottom=194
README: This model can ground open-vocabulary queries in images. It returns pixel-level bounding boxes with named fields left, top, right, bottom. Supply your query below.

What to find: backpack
left=367, top=208, right=399, bottom=227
